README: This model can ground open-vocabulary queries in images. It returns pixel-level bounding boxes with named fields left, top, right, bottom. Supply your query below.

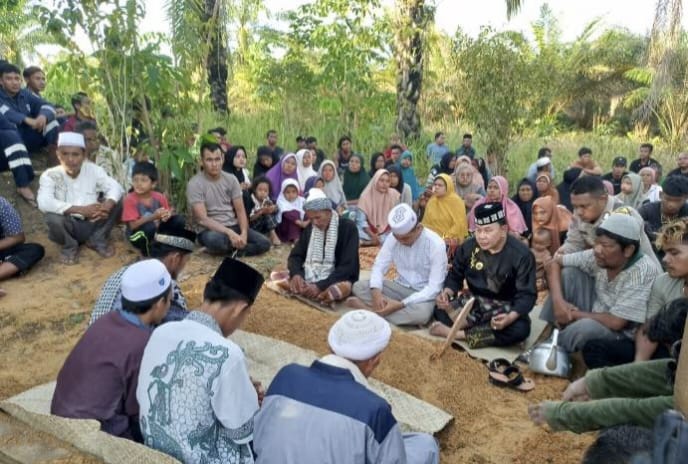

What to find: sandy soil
left=0, top=173, right=594, bottom=463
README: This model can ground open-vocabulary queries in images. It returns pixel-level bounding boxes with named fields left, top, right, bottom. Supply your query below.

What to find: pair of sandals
left=487, top=358, right=535, bottom=392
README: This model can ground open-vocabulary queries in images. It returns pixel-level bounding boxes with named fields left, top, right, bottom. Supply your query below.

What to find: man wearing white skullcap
left=347, top=203, right=447, bottom=326
left=254, top=310, right=439, bottom=464
left=269, top=187, right=360, bottom=304
left=541, top=210, right=660, bottom=355
left=51, top=259, right=172, bottom=442
left=37, top=131, right=123, bottom=264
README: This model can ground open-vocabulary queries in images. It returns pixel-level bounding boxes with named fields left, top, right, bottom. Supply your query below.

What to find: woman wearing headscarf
left=318, top=160, right=347, bottom=213
left=511, top=178, right=537, bottom=238
left=222, top=145, right=251, bottom=190
left=295, top=148, right=317, bottom=191
left=387, top=164, right=412, bottom=206
left=468, top=176, right=528, bottom=236
left=342, top=154, right=370, bottom=205
left=456, top=155, right=485, bottom=189
left=399, top=151, right=421, bottom=201
left=335, top=135, right=355, bottom=177
left=535, top=172, right=560, bottom=205
left=264, top=153, right=298, bottom=201
left=369, top=152, right=386, bottom=177
left=557, top=167, right=583, bottom=212
left=356, top=169, right=400, bottom=246
left=253, top=146, right=275, bottom=178
left=639, top=166, right=662, bottom=204
left=425, top=152, right=457, bottom=187
left=472, top=157, right=491, bottom=188
left=422, top=173, right=468, bottom=246
left=531, top=196, right=573, bottom=254
left=453, top=162, right=486, bottom=211
left=615, top=172, right=644, bottom=209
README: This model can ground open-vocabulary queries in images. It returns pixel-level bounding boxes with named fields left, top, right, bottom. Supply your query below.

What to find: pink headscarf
left=456, top=155, right=484, bottom=189
left=468, top=176, right=528, bottom=234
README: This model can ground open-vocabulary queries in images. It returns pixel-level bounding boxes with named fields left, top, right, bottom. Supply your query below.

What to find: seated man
left=90, top=220, right=196, bottom=325
left=77, top=120, right=128, bottom=189
left=254, top=310, right=439, bottom=464
left=601, top=156, right=628, bottom=195
left=51, top=260, right=172, bottom=442
left=431, top=202, right=536, bottom=348
left=22, top=66, right=46, bottom=97
left=639, top=175, right=688, bottom=263
left=528, top=298, right=685, bottom=433
left=569, top=147, right=602, bottom=176
left=37, top=132, right=123, bottom=264
left=557, top=175, right=660, bottom=267
left=271, top=188, right=359, bottom=304
left=60, top=91, right=95, bottom=133
left=541, top=213, right=660, bottom=353
left=137, top=258, right=264, bottom=464
left=0, top=196, right=44, bottom=296
left=187, top=141, right=270, bottom=257
left=348, top=203, right=447, bottom=326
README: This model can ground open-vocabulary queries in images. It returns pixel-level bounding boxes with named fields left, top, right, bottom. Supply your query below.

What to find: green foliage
left=0, top=0, right=53, bottom=67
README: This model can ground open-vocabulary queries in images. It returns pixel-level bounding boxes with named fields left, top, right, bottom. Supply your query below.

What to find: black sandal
left=487, top=361, right=535, bottom=392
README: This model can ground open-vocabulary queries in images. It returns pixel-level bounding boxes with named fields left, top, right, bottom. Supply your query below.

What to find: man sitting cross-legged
left=89, top=220, right=196, bottom=325
left=541, top=212, right=660, bottom=354
left=0, top=195, right=44, bottom=297
left=187, top=141, right=270, bottom=257
left=430, top=202, right=537, bottom=348
left=254, top=310, right=439, bottom=464
left=51, top=259, right=173, bottom=442
left=270, top=188, right=360, bottom=305
left=347, top=203, right=447, bottom=326
left=137, top=258, right=265, bottom=464
left=37, top=132, right=123, bottom=264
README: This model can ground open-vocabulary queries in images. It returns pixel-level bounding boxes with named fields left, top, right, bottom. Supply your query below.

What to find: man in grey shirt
left=187, top=142, right=270, bottom=256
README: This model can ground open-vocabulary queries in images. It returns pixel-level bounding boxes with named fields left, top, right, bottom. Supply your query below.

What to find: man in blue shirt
left=426, top=131, right=449, bottom=165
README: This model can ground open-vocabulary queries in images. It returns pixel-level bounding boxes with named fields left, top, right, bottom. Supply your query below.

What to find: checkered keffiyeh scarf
left=304, top=212, right=339, bottom=283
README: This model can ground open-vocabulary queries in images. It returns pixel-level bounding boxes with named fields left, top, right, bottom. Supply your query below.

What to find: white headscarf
left=318, top=160, right=347, bottom=207
left=276, top=179, right=305, bottom=222
left=296, top=149, right=317, bottom=191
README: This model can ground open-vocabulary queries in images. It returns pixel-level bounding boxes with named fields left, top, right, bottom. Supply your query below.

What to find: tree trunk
left=394, top=0, right=432, bottom=141
left=204, top=0, right=229, bottom=113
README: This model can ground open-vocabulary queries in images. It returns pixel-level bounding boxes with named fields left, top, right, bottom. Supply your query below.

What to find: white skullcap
left=536, top=156, right=551, bottom=168
left=304, top=188, right=331, bottom=211
left=388, top=203, right=417, bottom=235
left=328, top=310, right=392, bottom=361
left=121, top=259, right=171, bottom=302
left=57, top=132, right=85, bottom=149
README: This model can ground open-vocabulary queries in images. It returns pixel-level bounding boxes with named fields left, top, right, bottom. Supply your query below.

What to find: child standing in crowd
left=244, top=176, right=281, bottom=246
left=122, top=162, right=185, bottom=256
left=276, top=179, right=308, bottom=243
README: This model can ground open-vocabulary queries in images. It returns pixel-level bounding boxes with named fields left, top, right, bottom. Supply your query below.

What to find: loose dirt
left=0, top=173, right=593, bottom=463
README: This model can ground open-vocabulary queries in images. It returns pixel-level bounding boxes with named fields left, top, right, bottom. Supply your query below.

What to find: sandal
left=488, top=361, right=535, bottom=392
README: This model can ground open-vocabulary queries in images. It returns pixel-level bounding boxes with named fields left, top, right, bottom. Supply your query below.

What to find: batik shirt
left=136, top=311, right=258, bottom=464
left=89, top=266, right=188, bottom=325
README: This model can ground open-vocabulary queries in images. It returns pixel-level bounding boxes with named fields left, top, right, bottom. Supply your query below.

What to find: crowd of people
left=1, top=58, right=688, bottom=462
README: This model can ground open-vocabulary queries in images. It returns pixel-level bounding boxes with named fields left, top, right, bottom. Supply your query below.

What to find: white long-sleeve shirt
left=38, top=161, right=123, bottom=215
left=370, top=227, right=448, bottom=306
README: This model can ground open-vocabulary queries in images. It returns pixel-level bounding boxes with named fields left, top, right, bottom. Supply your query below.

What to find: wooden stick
left=430, top=297, right=475, bottom=361
left=675, top=315, right=688, bottom=415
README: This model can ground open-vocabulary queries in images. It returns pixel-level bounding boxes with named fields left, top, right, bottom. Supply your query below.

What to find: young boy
left=51, top=259, right=172, bottom=442
left=122, top=162, right=185, bottom=256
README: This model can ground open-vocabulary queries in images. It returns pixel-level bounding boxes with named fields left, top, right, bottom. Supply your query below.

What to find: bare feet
left=16, top=187, right=37, bottom=208
left=59, top=250, right=79, bottom=265
left=345, top=296, right=371, bottom=310
left=429, top=321, right=451, bottom=337
left=87, top=242, right=115, bottom=258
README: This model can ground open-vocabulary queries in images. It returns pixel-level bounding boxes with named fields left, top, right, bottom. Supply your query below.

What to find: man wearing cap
left=526, top=147, right=556, bottom=183
left=431, top=202, right=537, bottom=348
left=51, top=259, right=173, bottom=442
left=137, top=258, right=265, bottom=464
left=89, top=220, right=196, bottom=325
left=273, top=188, right=360, bottom=304
left=602, top=156, right=628, bottom=195
left=37, top=131, right=123, bottom=264
left=254, top=310, right=439, bottom=464
left=541, top=212, right=661, bottom=353
left=347, top=203, right=447, bottom=326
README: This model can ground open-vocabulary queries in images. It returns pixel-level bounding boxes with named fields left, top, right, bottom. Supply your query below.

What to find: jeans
left=198, top=226, right=271, bottom=257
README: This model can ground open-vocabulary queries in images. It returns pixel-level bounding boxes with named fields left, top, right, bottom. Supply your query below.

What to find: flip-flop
left=488, top=358, right=513, bottom=375
left=488, top=364, right=535, bottom=392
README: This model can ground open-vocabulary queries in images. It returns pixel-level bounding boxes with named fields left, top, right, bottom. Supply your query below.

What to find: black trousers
left=0, top=242, right=45, bottom=274
left=433, top=306, right=531, bottom=348
left=582, top=337, right=672, bottom=369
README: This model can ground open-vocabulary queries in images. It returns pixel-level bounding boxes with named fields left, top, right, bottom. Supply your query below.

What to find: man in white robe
left=136, top=258, right=265, bottom=464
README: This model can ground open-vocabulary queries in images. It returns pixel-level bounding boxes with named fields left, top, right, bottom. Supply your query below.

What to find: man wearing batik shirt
left=348, top=203, right=447, bottom=326
left=137, top=258, right=264, bottom=464
left=0, top=196, right=44, bottom=296
left=254, top=310, right=439, bottom=464
left=431, top=202, right=537, bottom=348
left=51, top=260, right=172, bottom=442
left=89, top=220, right=196, bottom=325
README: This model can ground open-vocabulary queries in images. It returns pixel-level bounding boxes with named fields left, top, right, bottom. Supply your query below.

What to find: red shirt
left=122, top=191, right=170, bottom=222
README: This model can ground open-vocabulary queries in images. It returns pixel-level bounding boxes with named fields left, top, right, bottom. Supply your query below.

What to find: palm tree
left=0, top=0, right=53, bottom=67
left=393, top=0, right=523, bottom=140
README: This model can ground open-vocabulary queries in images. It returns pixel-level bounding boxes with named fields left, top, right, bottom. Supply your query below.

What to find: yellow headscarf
left=422, top=173, right=468, bottom=241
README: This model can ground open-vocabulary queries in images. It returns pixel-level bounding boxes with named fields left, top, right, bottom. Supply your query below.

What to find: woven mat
left=0, top=329, right=452, bottom=462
